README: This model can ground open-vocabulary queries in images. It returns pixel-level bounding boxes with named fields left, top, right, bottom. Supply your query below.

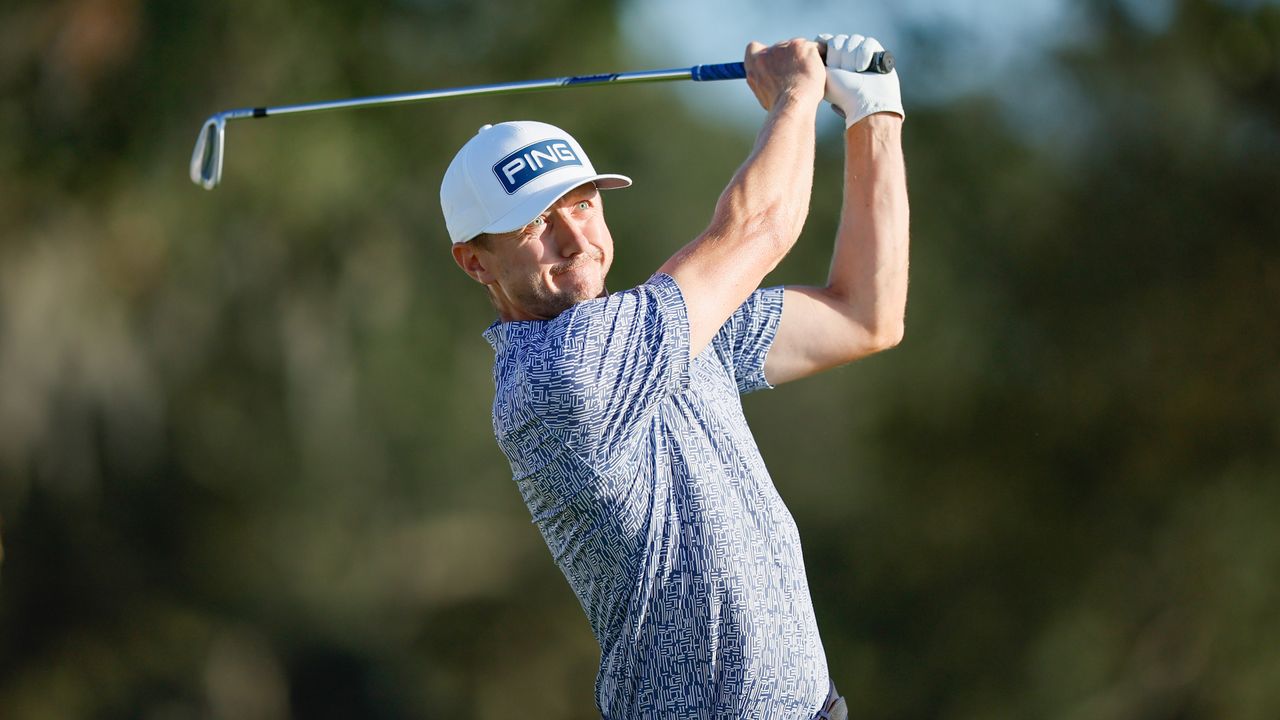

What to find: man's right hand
left=743, top=38, right=826, bottom=113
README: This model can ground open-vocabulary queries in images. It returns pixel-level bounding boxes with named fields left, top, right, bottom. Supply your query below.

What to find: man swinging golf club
left=441, top=33, right=908, bottom=719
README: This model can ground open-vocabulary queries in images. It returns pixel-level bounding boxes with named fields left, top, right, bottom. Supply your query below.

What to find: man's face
left=454, top=183, right=614, bottom=321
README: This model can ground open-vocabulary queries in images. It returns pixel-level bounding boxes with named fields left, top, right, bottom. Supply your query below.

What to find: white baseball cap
left=440, top=121, right=632, bottom=245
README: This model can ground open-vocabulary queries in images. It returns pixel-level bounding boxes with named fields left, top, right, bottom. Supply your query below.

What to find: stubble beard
left=515, top=252, right=608, bottom=319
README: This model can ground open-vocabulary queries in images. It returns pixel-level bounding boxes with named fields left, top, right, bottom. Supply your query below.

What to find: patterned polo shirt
left=483, top=273, right=829, bottom=719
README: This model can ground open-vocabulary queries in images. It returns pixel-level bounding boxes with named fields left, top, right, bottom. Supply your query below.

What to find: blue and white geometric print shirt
left=483, top=273, right=829, bottom=719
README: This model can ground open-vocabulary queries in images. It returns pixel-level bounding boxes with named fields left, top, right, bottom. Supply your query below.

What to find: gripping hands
left=818, top=33, right=904, bottom=127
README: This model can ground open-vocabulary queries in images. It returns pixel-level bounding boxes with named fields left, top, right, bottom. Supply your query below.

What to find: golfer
left=440, top=33, right=908, bottom=720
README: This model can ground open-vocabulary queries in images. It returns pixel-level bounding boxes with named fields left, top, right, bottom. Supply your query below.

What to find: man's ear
left=452, top=242, right=495, bottom=285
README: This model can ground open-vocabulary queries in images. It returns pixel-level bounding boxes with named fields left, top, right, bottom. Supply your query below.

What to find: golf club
left=190, top=51, right=894, bottom=190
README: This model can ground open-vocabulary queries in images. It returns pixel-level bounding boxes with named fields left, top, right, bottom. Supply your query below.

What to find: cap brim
left=481, top=173, right=632, bottom=236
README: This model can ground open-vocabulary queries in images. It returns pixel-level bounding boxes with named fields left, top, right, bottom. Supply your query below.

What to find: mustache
left=550, top=251, right=603, bottom=276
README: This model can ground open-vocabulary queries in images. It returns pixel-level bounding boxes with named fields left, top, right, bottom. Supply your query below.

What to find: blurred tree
left=749, top=1, right=1280, bottom=718
left=0, top=1, right=712, bottom=717
left=1, top=0, right=1277, bottom=718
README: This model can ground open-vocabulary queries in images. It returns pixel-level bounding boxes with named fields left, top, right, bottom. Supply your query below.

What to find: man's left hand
left=817, top=33, right=905, bottom=127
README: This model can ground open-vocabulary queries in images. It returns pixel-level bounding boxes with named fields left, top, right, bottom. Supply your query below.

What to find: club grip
left=691, top=62, right=747, bottom=81
left=691, top=50, right=894, bottom=82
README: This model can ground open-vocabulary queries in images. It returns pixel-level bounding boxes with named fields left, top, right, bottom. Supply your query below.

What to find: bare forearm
left=709, top=93, right=817, bottom=251
left=827, top=115, right=909, bottom=343
left=661, top=93, right=820, bottom=353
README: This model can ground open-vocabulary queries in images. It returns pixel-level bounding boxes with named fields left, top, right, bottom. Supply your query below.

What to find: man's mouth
left=550, top=253, right=601, bottom=277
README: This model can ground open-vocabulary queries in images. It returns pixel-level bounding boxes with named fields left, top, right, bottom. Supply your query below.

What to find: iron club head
left=190, top=114, right=226, bottom=190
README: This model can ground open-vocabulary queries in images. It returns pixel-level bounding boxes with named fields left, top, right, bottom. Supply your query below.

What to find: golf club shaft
left=191, top=51, right=894, bottom=189
left=232, top=53, right=891, bottom=120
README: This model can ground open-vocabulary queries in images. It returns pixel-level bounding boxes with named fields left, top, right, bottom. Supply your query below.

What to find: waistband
left=813, top=679, right=847, bottom=720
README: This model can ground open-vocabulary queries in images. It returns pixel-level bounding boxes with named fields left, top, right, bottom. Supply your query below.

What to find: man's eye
left=576, top=201, right=590, bottom=211
left=528, top=216, right=546, bottom=228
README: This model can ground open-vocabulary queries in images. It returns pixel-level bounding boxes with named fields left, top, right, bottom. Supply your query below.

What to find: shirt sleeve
left=524, top=273, right=691, bottom=457
left=711, top=285, right=785, bottom=395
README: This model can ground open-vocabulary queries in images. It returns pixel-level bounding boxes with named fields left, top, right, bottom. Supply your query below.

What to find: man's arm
left=762, top=34, right=910, bottom=385
left=763, top=113, right=909, bottom=385
left=659, top=38, right=826, bottom=358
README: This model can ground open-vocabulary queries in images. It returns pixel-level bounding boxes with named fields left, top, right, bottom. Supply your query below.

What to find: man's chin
left=510, top=267, right=608, bottom=320
left=517, top=284, right=598, bottom=320
left=552, top=287, right=601, bottom=314
left=552, top=269, right=604, bottom=303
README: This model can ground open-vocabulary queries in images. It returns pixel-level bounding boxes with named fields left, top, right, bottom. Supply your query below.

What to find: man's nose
left=555, top=216, right=592, bottom=257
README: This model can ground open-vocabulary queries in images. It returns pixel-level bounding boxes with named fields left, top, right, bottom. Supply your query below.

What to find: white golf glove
left=817, top=33, right=904, bottom=127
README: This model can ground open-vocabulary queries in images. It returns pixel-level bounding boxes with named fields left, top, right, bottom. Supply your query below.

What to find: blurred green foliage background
left=2, top=0, right=1278, bottom=718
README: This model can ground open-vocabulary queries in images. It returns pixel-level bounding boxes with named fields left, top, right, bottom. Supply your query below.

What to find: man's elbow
left=855, top=315, right=906, bottom=356
left=860, top=318, right=905, bottom=355
left=826, top=319, right=905, bottom=367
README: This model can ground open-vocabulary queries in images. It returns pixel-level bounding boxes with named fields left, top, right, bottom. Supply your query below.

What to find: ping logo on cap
left=492, top=139, right=582, bottom=194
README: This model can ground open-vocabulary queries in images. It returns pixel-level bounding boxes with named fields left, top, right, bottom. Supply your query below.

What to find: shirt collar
left=483, top=318, right=545, bottom=354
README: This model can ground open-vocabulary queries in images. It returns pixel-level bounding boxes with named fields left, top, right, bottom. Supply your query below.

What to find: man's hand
left=743, top=38, right=826, bottom=113
left=817, top=33, right=904, bottom=127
